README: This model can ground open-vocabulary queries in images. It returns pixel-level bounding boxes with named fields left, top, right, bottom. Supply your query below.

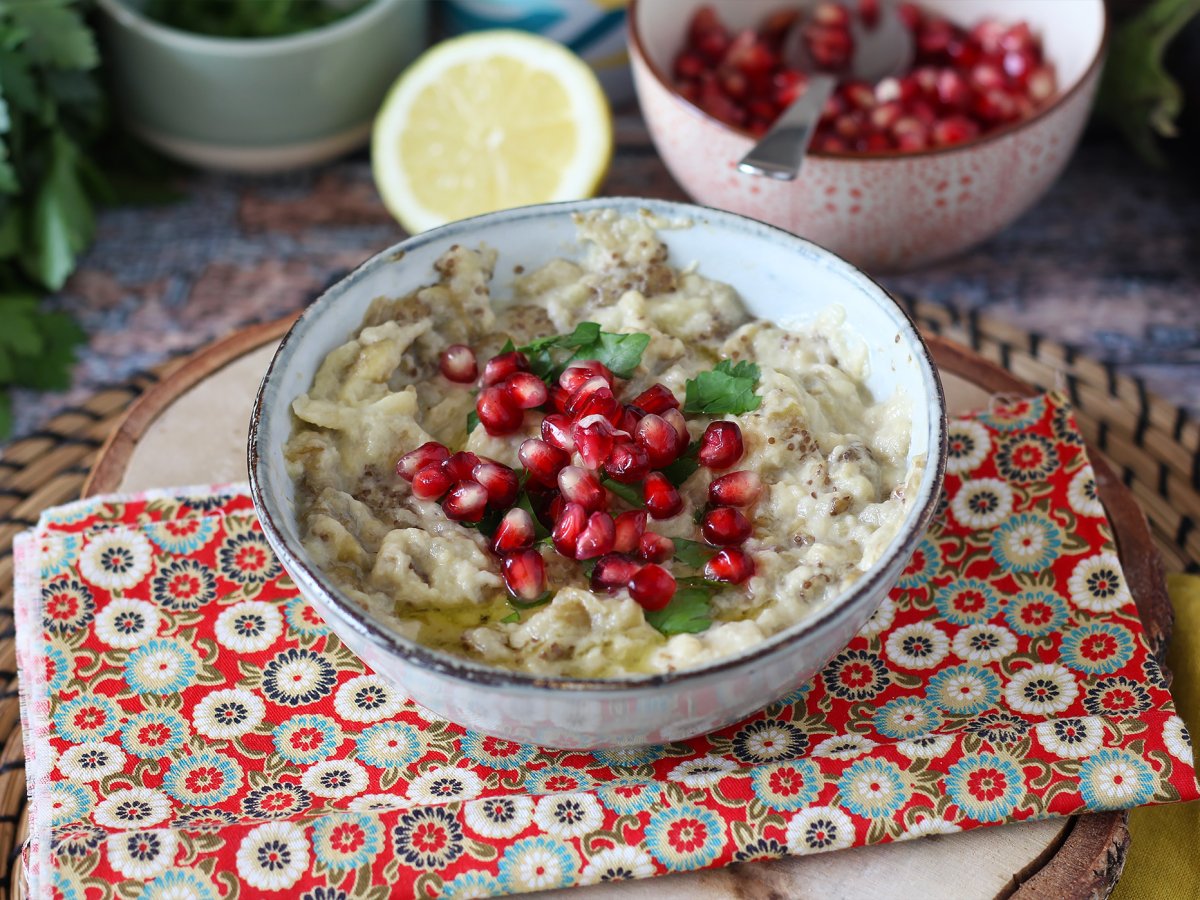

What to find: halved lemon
left=372, top=30, right=613, bottom=233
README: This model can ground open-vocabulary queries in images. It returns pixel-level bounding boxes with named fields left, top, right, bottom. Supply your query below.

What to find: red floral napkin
left=14, top=392, right=1198, bottom=899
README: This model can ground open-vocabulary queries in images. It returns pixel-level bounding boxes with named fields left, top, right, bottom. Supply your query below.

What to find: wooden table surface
left=6, top=112, right=1200, bottom=443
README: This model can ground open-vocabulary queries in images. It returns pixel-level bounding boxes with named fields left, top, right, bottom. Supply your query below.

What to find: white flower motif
left=1164, top=716, right=1193, bottom=765
left=407, top=766, right=483, bottom=804
left=48, top=783, right=94, bottom=825
left=193, top=688, right=266, bottom=740
left=348, top=793, right=415, bottom=812
left=1087, top=755, right=1148, bottom=805
left=39, top=532, right=75, bottom=578
left=534, top=792, right=603, bottom=838
left=1068, top=466, right=1105, bottom=518
left=214, top=601, right=283, bottom=653
left=858, top=596, right=895, bottom=637
left=668, top=755, right=737, bottom=788
left=333, top=674, right=405, bottom=723
left=128, top=642, right=196, bottom=694
left=463, top=795, right=535, bottom=839
left=885, top=621, right=950, bottom=670
left=94, top=598, right=159, bottom=649
left=896, top=733, right=955, bottom=760
left=1068, top=554, right=1132, bottom=613
left=581, top=846, right=656, bottom=884
left=785, top=806, right=855, bottom=854
left=79, top=527, right=153, bottom=591
left=950, top=478, right=1014, bottom=529
left=946, top=420, right=991, bottom=474
left=106, top=829, right=177, bottom=879
left=301, top=760, right=368, bottom=799
left=236, top=820, right=308, bottom=891
left=501, top=840, right=575, bottom=892
left=905, top=816, right=962, bottom=838
left=1035, top=717, right=1104, bottom=759
left=1005, top=663, right=1079, bottom=716
left=812, top=733, right=877, bottom=760
left=952, top=624, right=1017, bottom=663
left=93, top=788, right=171, bottom=828
left=58, top=741, right=126, bottom=781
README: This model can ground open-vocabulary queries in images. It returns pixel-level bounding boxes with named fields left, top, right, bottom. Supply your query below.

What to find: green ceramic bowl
left=95, top=0, right=429, bottom=172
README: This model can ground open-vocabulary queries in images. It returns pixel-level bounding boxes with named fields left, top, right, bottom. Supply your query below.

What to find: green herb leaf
left=509, top=591, right=553, bottom=611
left=684, top=359, right=762, bottom=416
left=659, top=444, right=700, bottom=487
left=500, top=611, right=521, bottom=624
left=644, top=588, right=713, bottom=635
left=7, top=3, right=98, bottom=69
left=466, top=409, right=480, bottom=436
left=517, top=323, right=651, bottom=381
left=601, top=477, right=642, bottom=507
left=515, top=491, right=551, bottom=540
left=672, top=538, right=714, bottom=569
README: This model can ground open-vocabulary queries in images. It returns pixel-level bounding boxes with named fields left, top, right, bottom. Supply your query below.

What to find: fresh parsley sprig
left=517, top=322, right=650, bottom=381
left=683, top=359, right=762, bottom=416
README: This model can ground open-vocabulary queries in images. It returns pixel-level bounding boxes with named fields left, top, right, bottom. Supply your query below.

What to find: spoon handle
left=736, top=74, right=836, bottom=181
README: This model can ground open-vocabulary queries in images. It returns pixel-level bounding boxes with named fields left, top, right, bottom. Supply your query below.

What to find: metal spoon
left=737, top=3, right=913, bottom=180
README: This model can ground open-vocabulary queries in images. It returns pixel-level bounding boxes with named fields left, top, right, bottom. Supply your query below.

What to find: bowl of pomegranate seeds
left=249, top=198, right=946, bottom=747
left=629, top=0, right=1106, bottom=271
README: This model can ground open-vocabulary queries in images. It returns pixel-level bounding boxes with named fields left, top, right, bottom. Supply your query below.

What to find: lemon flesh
left=372, top=30, right=613, bottom=233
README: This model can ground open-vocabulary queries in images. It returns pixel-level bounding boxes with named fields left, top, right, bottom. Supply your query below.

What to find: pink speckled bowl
left=629, top=0, right=1107, bottom=272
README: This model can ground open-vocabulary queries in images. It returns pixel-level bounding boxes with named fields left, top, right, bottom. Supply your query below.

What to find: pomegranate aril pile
left=673, top=2, right=1057, bottom=150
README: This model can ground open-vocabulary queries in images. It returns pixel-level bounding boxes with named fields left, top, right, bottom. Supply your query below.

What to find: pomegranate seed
left=472, top=461, right=519, bottom=508
left=566, top=376, right=617, bottom=419
left=638, top=531, right=675, bottom=563
left=501, top=549, right=546, bottom=602
left=698, top=421, right=743, bottom=469
left=704, top=548, right=755, bottom=584
left=547, top=493, right=565, bottom=523
left=1027, top=65, right=1056, bottom=103
left=870, top=101, right=902, bottom=132
left=875, top=76, right=902, bottom=104
left=573, top=415, right=618, bottom=469
left=518, top=438, right=569, bottom=485
left=549, top=385, right=571, bottom=413
left=442, top=481, right=488, bottom=523
left=973, top=89, right=1017, bottom=123
left=541, top=413, right=576, bottom=452
left=492, top=507, right=536, bottom=553
left=946, top=37, right=982, bottom=69
left=442, top=451, right=480, bottom=482
left=916, top=17, right=953, bottom=56
left=396, top=441, right=449, bottom=481
left=932, top=114, right=980, bottom=146
left=604, top=440, right=650, bottom=484
left=552, top=501, right=587, bottom=557
left=636, top=414, right=681, bottom=468
left=643, top=472, right=683, bottom=520
left=560, top=366, right=596, bottom=393
left=662, top=408, right=690, bottom=451
left=476, top=387, right=523, bottom=435
left=504, top=372, right=549, bottom=410
left=631, top=383, right=680, bottom=415
left=591, top=553, right=641, bottom=592
left=834, top=112, right=864, bottom=140
left=482, top=350, right=529, bottom=386
left=702, top=507, right=752, bottom=546
left=969, top=62, right=1005, bottom=92
left=558, top=466, right=607, bottom=512
left=1003, top=49, right=1036, bottom=84
left=936, top=69, right=970, bottom=110
left=1000, top=21, right=1035, bottom=53
left=412, top=464, right=453, bottom=500
left=439, top=345, right=477, bottom=383
left=813, top=1, right=850, bottom=27
left=613, top=510, right=647, bottom=554
left=574, top=360, right=614, bottom=383
left=628, top=564, right=676, bottom=611
left=575, top=512, right=616, bottom=560
left=709, top=470, right=763, bottom=507
left=859, top=0, right=879, bottom=28
left=844, top=81, right=875, bottom=111
left=619, top=406, right=643, bottom=435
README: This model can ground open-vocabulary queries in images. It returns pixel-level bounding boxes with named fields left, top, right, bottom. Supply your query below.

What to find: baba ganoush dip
left=285, top=210, right=918, bottom=677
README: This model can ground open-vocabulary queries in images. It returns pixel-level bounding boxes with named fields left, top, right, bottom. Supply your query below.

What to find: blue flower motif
left=392, top=807, right=463, bottom=870
left=644, top=804, right=725, bottom=872
left=442, top=871, right=503, bottom=899
left=991, top=513, right=1064, bottom=574
left=896, top=537, right=941, bottom=589
left=837, top=758, right=909, bottom=819
left=53, top=695, right=119, bottom=743
left=751, top=758, right=821, bottom=810
left=136, top=869, right=217, bottom=900
left=873, top=697, right=943, bottom=739
left=764, top=682, right=812, bottom=714
left=162, top=752, right=241, bottom=806
left=596, top=778, right=662, bottom=815
left=945, top=752, right=1025, bottom=822
left=927, top=664, right=1001, bottom=716
left=460, top=730, right=536, bottom=769
left=261, top=647, right=337, bottom=706
left=1079, top=749, right=1156, bottom=810
left=1005, top=590, right=1069, bottom=636
left=124, top=639, right=199, bottom=694
left=41, top=533, right=80, bottom=579
left=355, top=722, right=422, bottom=769
left=523, top=765, right=594, bottom=795
left=284, top=597, right=330, bottom=636
left=934, top=579, right=999, bottom=626
left=311, top=812, right=382, bottom=871
left=151, top=559, right=217, bottom=611
left=593, top=744, right=665, bottom=769
left=48, top=782, right=93, bottom=826
left=121, top=711, right=188, bottom=759
left=52, top=870, right=82, bottom=900
left=273, top=715, right=342, bottom=764
left=300, top=888, right=348, bottom=900
left=45, top=643, right=70, bottom=694
left=146, top=516, right=217, bottom=555
left=1061, top=623, right=1136, bottom=675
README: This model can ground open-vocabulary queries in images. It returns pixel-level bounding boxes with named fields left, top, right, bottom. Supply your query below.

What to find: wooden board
left=81, top=321, right=1172, bottom=900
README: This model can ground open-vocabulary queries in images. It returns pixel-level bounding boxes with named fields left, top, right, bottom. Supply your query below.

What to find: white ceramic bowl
left=248, top=197, right=947, bottom=748
left=630, top=0, right=1106, bottom=272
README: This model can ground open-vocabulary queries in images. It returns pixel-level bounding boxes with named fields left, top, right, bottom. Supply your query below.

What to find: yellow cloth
left=1112, top=573, right=1200, bottom=900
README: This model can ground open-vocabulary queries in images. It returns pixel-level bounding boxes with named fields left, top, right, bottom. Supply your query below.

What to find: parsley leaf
left=672, top=539, right=714, bottom=569
left=644, top=588, right=713, bottom=635
left=683, top=359, right=762, bottom=415
left=500, top=611, right=521, bottom=624
left=600, top=477, right=642, bottom=507
left=517, top=323, right=650, bottom=381
left=515, top=491, right=551, bottom=540
left=466, top=409, right=480, bottom=435
left=565, top=331, right=650, bottom=379
left=659, top=443, right=700, bottom=487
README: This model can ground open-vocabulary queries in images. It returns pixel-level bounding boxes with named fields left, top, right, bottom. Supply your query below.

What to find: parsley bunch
left=141, top=0, right=370, bottom=39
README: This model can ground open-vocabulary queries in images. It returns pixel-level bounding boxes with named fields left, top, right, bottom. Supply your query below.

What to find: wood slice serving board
left=77, top=319, right=1170, bottom=900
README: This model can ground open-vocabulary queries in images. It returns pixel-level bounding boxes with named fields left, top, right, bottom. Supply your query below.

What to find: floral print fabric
left=13, top=394, right=1199, bottom=899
